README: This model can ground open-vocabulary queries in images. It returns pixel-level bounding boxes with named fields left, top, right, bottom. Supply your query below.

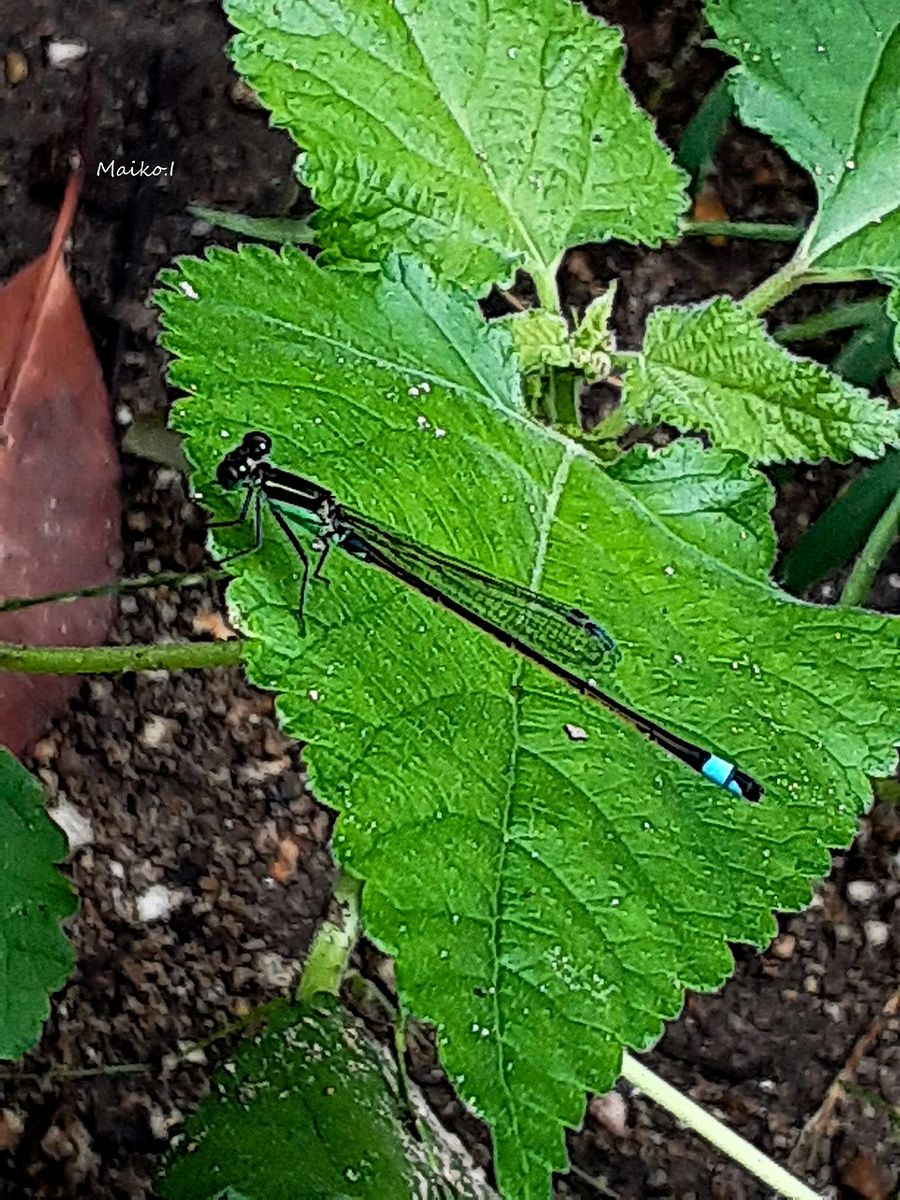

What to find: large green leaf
left=225, top=0, right=686, bottom=294
left=706, top=0, right=900, bottom=279
left=0, top=747, right=76, bottom=1059
left=619, top=297, right=900, bottom=464
left=159, top=998, right=479, bottom=1200
left=158, top=248, right=900, bottom=1198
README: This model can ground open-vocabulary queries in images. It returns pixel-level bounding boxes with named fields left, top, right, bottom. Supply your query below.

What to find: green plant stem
left=0, top=569, right=227, bottom=615
left=0, top=1003, right=273, bottom=1085
left=775, top=298, right=885, bottom=344
left=532, top=260, right=562, bottom=313
left=681, top=218, right=803, bottom=242
left=744, top=262, right=875, bottom=316
left=0, top=639, right=244, bottom=675
left=297, top=873, right=362, bottom=1002
left=838, top=488, right=900, bottom=608
left=621, top=1054, right=822, bottom=1200
left=742, top=261, right=810, bottom=315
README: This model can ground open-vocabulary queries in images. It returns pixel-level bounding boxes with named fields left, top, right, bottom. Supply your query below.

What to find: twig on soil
left=788, top=984, right=900, bottom=1173
left=0, top=1004, right=274, bottom=1086
left=0, top=569, right=228, bottom=614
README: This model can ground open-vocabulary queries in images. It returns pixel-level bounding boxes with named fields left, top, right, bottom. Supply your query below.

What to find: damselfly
left=212, top=431, right=763, bottom=803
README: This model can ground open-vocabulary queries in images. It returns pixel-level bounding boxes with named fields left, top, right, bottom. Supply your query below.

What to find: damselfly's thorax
left=216, top=432, right=339, bottom=528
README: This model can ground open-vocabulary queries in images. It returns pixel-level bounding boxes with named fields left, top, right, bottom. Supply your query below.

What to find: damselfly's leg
left=312, top=537, right=334, bottom=585
left=269, top=504, right=312, bottom=635
left=213, top=488, right=264, bottom=566
left=207, top=486, right=254, bottom=530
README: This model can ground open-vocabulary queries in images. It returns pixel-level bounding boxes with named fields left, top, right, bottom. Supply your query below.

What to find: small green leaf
left=158, top=998, right=470, bottom=1200
left=159, top=249, right=900, bottom=1198
left=606, top=440, right=776, bottom=578
left=504, top=288, right=616, bottom=380
left=571, top=286, right=617, bottom=377
left=779, top=450, right=900, bottom=593
left=225, top=0, right=687, bottom=294
left=620, top=297, right=900, bottom=464
left=676, top=76, right=735, bottom=186
left=0, top=748, right=76, bottom=1060
left=505, top=310, right=572, bottom=373
left=706, top=0, right=900, bottom=279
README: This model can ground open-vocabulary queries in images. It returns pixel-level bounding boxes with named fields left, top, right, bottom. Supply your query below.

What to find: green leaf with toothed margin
left=158, top=245, right=900, bottom=1199
left=0, top=748, right=76, bottom=1060
left=619, top=297, right=900, bottom=465
left=707, top=0, right=900, bottom=280
left=224, top=0, right=687, bottom=294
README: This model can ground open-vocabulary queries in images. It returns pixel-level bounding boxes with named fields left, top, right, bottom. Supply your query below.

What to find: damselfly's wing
left=340, top=509, right=619, bottom=673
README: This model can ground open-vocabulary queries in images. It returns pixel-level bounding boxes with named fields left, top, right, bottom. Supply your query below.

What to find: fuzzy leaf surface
left=620, top=297, right=900, bottom=464
left=225, top=0, right=686, bottom=293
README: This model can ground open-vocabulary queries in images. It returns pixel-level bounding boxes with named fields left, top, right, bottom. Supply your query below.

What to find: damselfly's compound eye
left=243, top=431, right=272, bottom=457
left=217, top=459, right=242, bottom=489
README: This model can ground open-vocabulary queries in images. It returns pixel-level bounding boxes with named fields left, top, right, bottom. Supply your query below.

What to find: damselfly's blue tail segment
left=212, top=431, right=763, bottom=804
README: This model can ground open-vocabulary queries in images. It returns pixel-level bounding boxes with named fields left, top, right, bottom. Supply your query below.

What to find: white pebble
left=46, top=40, right=88, bottom=68
left=139, top=714, right=180, bottom=749
left=48, top=799, right=93, bottom=849
left=847, top=880, right=879, bottom=905
left=136, top=884, right=180, bottom=923
left=864, top=920, right=890, bottom=949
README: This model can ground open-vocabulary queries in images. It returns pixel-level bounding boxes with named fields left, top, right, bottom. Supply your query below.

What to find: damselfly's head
left=217, top=430, right=273, bottom=489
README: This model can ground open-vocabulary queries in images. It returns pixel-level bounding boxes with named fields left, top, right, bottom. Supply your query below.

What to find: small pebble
left=48, top=799, right=93, bottom=850
left=847, top=880, right=879, bottom=905
left=45, top=40, right=88, bottom=69
left=139, top=714, right=181, bottom=748
left=864, top=920, right=890, bottom=950
left=4, top=50, right=28, bottom=85
left=770, top=933, right=796, bottom=960
left=229, top=79, right=262, bottom=109
left=136, top=884, right=180, bottom=923
left=0, top=1109, right=24, bottom=1152
left=589, top=1089, right=629, bottom=1137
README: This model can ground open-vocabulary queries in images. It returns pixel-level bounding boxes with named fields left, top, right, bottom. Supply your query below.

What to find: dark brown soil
left=0, top=2, right=897, bottom=1198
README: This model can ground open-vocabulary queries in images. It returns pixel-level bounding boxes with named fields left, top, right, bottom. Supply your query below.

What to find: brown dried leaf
left=0, top=167, right=121, bottom=754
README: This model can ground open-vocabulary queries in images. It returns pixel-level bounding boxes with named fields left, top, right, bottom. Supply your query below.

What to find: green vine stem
left=0, top=569, right=227, bottom=615
left=743, top=260, right=874, bottom=316
left=621, top=1055, right=822, bottom=1200
left=838, top=488, right=900, bottom=609
left=680, top=218, right=803, bottom=243
left=741, top=260, right=812, bottom=315
left=0, top=640, right=244, bottom=674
